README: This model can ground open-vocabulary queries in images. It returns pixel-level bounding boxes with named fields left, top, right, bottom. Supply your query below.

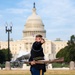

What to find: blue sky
left=0, top=0, right=75, bottom=41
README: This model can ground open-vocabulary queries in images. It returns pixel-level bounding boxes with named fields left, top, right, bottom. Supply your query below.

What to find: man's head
left=35, top=34, right=42, bottom=42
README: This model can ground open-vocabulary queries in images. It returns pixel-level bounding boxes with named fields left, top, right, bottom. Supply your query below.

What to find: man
left=29, top=34, right=46, bottom=75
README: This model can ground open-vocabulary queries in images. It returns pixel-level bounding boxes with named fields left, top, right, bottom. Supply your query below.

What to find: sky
left=0, top=0, right=75, bottom=41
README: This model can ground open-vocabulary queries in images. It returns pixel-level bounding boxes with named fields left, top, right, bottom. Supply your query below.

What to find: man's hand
left=30, top=60, right=36, bottom=65
left=41, top=39, right=45, bottom=44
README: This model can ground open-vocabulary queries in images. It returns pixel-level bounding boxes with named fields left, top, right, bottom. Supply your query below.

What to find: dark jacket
left=29, top=41, right=46, bottom=72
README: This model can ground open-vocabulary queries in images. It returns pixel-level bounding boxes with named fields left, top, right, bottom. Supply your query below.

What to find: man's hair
left=36, top=34, right=42, bottom=38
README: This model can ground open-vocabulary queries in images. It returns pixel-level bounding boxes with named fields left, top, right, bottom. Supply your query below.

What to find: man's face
left=35, top=37, right=42, bottom=42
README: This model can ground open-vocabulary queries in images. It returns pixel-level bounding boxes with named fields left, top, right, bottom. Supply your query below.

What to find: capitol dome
left=23, top=3, right=46, bottom=38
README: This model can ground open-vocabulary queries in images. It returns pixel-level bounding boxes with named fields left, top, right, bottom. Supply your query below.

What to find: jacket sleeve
left=29, top=56, right=33, bottom=61
left=29, top=50, right=33, bottom=61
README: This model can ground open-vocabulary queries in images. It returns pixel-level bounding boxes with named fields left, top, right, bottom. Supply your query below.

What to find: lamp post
left=5, top=22, right=12, bottom=70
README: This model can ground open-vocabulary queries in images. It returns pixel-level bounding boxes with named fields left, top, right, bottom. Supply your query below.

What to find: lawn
left=0, top=70, right=75, bottom=75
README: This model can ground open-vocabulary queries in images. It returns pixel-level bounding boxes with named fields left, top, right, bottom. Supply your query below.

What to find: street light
left=5, top=22, right=12, bottom=61
left=5, top=22, right=12, bottom=70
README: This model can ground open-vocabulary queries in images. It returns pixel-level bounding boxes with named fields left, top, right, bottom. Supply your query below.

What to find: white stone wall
left=0, top=38, right=67, bottom=60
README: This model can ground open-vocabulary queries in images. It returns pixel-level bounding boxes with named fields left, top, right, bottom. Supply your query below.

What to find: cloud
left=38, top=0, right=75, bottom=26
left=17, top=0, right=32, bottom=8
left=0, top=14, right=3, bottom=19
left=46, top=28, right=75, bottom=40
left=0, top=26, right=3, bottom=30
left=0, top=14, right=2, bottom=17
left=5, top=8, right=30, bottom=14
left=47, top=28, right=75, bottom=33
left=35, top=0, right=75, bottom=40
left=0, top=0, right=75, bottom=40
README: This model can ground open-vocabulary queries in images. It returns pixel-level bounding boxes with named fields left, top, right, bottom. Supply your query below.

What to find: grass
left=52, top=63, right=69, bottom=68
left=0, top=70, right=75, bottom=75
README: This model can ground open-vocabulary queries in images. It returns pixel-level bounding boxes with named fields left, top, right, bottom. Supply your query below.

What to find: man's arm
left=33, top=42, right=42, bottom=50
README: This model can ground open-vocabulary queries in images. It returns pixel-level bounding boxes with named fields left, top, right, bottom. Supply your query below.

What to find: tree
left=56, top=35, right=75, bottom=62
left=2, top=48, right=12, bottom=61
left=0, top=48, right=12, bottom=64
left=0, top=50, right=5, bottom=64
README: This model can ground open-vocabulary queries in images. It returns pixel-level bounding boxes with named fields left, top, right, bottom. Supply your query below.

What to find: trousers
left=30, top=67, right=44, bottom=75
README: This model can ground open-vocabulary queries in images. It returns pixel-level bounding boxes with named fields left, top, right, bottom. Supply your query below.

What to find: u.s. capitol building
left=0, top=4, right=67, bottom=60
